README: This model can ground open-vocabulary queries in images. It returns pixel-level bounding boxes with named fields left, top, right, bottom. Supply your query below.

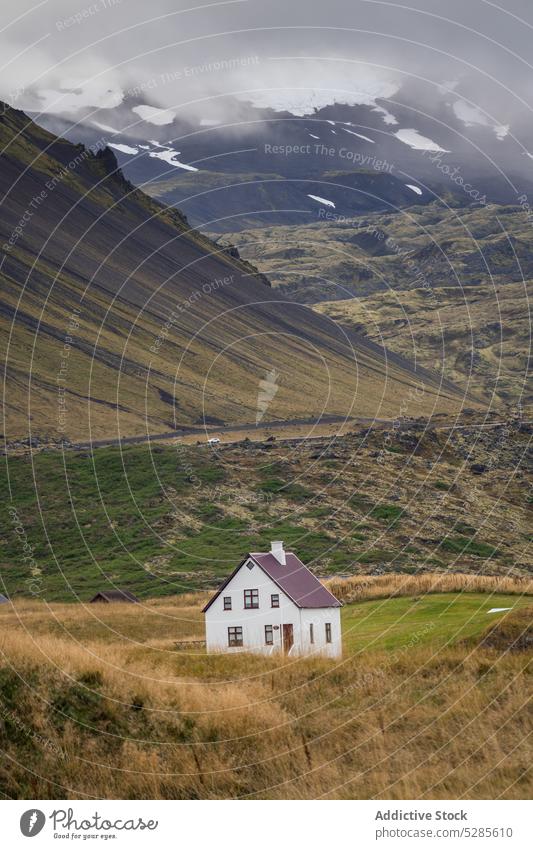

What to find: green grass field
left=342, top=593, right=531, bottom=653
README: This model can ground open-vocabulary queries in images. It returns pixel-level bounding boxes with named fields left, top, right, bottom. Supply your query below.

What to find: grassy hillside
left=315, top=282, right=532, bottom=407
left=0, top=103, right=466, bottom=443
left=0, top=588, right=530, bottom=798
left=2, top=420, right=530, bottom=602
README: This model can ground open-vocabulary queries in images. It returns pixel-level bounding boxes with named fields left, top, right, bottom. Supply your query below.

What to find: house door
left=282, top=623, right=294, bottom=653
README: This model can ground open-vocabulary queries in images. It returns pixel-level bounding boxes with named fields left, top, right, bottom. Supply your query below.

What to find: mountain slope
left=140, top=168, right=437, bottom=232
left=0, top=103, right=469, bottom=442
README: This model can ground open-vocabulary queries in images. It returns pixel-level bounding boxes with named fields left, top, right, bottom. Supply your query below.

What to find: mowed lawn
left=342, top=592, right=532, bottom=654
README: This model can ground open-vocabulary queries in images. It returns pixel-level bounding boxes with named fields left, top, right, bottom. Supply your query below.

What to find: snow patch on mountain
left=148, top=148, right=199, bottom=171
left=453, top=100, right=488, bottom=127
left=406, top=184, right=423, bottom=195
left=453, top=100, right=509, bottom=141
left=237, top=76, right=399, bottom=116
left=108, top=142, right=139, bottom=155
left=372, top=104, right=398, bottom=125
left=342, top=128, right=374, bottom=143
left=307, top=194, right=335, bottom=208
left=394, top=128, right=449, bottom=152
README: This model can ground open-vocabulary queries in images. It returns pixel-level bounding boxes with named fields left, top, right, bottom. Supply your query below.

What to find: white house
left=203, top=541, right=342, bottom=658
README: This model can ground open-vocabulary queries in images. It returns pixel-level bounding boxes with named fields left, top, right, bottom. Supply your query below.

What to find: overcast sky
left=3, top=0, right=533, bottom=129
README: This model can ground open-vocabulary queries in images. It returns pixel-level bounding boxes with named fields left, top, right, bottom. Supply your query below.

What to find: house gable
left=203, top=556, right=291, bottom=613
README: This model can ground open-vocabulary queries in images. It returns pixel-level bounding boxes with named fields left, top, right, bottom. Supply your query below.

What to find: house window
left=271, top=594, right=279, bottom=608
left=228, top=626, right=243, bottom=647
left=325, top=623, right=332, bottom=643
left=223, top=596, right=232, bottom=611
left=310, top=623, right=314, bottom=644
left=265, top=625, right=274, bottom=645
left=244, top=589, right=259, bottom=609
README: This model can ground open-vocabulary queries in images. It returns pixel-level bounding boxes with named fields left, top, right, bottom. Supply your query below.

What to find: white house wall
left=204, top=558, right=342, bottom=658
left=299, top=607, right=342, bottom=658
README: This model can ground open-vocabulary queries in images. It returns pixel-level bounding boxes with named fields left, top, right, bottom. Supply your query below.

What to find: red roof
left=203, top=551, right=341, bottom=612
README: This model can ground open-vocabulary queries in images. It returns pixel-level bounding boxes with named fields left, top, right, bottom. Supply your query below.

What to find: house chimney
left=270, top=540, right=286, bottom=565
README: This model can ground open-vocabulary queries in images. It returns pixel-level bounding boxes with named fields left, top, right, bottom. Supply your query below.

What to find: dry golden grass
left=0, top=597, right=207, bottom=645
left=0, top=583, right=531, bottom=800
left=327, top=573, right=533, bottom=604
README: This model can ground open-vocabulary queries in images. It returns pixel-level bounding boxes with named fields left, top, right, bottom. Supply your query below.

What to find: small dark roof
left=203, top=551, right=341, bottom=612
left=90, top=589, right=139, bottom=603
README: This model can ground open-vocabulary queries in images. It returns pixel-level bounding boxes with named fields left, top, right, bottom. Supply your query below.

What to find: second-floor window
left=244, top=589, right=259, bottom=609
left=223, top=596, right=232, bottom=610
left=271, top=594, right=279, bottom=608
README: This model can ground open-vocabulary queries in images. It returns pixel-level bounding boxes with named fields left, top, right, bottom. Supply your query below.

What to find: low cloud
left=1, top=0, right=533, bottom=139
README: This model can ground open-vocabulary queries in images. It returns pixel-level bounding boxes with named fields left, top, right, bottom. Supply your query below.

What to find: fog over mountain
left=4, top=0, right=533, bottom=142
left=2, top=0, right=532, bottom=234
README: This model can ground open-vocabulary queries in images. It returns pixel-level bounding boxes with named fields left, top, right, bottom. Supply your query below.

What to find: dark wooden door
left=282, top=623, right=294, bottom=653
